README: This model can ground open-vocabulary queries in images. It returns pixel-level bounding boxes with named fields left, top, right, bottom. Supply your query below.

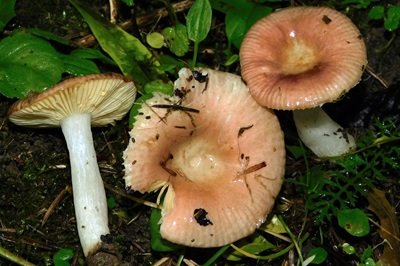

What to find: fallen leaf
left=367, top=188, right=400, bottom=266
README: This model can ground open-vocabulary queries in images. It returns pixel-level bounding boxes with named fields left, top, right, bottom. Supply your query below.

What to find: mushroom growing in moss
left=123, top=68, right=285, bottom=247
left=240, top=6, right=367, bottom=157
left=8, top=73, right=137, bottom=256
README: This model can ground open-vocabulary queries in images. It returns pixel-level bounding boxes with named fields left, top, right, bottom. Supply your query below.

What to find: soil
left=0, top=0, right=399, bottom=266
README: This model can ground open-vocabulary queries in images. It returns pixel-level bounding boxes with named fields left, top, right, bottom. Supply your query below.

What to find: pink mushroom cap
left=240, top=6, right=367, bottom=110
left=123, top=68, right=285, bottom=247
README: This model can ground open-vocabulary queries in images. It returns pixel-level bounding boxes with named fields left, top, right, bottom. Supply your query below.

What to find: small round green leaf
left=368, top=6, right=385, bottom=20
left=146, top=32, right=164, bottom=49
left=107, top=196, right=117, bottom=209
left=385, top=5, right=400, bottom=32
left=53, top=248, right=74, bottom=266
left=307, top=247, right=328, bottom=264
left=341, top=243, right=356, bottom=255
left=337, top=208, right=370, bottom=237
left=162, top=24, right=189, bottom=56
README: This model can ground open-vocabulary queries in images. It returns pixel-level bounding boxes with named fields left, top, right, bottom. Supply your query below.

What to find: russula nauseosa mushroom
left=8, top=73, right=137, bottom=256
left=123, top=68, right=285, bottom=247
left=240, top=6, right=367, bottom=157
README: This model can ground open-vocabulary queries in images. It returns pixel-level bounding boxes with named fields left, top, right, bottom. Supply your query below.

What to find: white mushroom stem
left=61, top=112, right=109, bottom=257
left=293, top=107, right=356, bottom=158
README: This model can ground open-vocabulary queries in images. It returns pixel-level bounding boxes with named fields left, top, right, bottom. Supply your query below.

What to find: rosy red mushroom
left=240, top=6, right=367, bottom=157
left=123, top=68, right=285, bottom=247
left=8, top=73, right=136, bottom=257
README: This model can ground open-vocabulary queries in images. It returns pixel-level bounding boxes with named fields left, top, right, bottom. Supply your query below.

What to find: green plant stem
left=203, top=245, right=230, bottom=266
left=161, top=0, right=179, bottom=25
left=0, top=246, right=35, bottom=266
left=377, top=32, right=397, bottom=53
left=176, top=254, right=185, bottom=266
left=192, top=41, right=199, bottom=67
left=278, top=215, right=304, bottom=264
left=323, top=135, right=400, bottom=161
left=104, top=183, right=160, bottom=209
left=229, top=232, right=309, bottom=261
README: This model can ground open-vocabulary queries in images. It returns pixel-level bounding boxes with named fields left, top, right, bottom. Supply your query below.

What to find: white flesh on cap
left=293, top=107, right=356, bottom=158
left=61, top=112, right=109, bottom=256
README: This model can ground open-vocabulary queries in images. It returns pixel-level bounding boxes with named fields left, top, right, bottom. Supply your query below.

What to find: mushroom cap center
left=280, top=30, right=319, bottom=75
left=167, top=137, right=226, bottom=183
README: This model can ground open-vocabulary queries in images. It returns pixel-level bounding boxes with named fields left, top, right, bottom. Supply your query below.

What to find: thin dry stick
left=0, top=228, right=16, bottom=234
left=109, top=0, right=118, bottom=24
left=75, top=0, right=194, bottom=47
left=365, top=64, right=389, bottom=89
left=368, top=218, right=400, bottom=242
left=104, top=183, right=160, bottom=209
left=41, top=185, right=72, bottom=226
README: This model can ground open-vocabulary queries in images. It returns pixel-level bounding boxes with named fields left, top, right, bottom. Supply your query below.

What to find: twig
left=368, top=218, right=400, bottom=242
left=109, top=0, right=118, bottom=24
left=41, top=185, right=72, bottom=226
left=0, top=234, right=58, bottom=250
left=365, top=64, right=389, bottom=89
left=0, top=228, right=16, bottom=233
left=104, top=183, right=160, bottom=209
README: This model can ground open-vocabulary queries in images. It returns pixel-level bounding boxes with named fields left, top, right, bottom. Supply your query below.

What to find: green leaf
left=224, top=53, right=239, bottom=66
left=128, top=93, right=153, bottom=127
left=69, top=0, right=166, bottom=93
left=360, top=246, right=374, bottom=262
left=107, top=196, right=117, bottom=209
left=286, top=145, right=306, bottom=159
left=26, top=28, right=70, bottom=45
left=53, top=248, right=74, bottom=266
left=385, top=5, right=400, bottom=32
left=186, top=0, right=212, bottom=43
left=225, top=11, right=247, bottom=48
left=69, top=48, right=116, bottom=65
left=0, top=31, right=64, bottom=98
left=341, top=0, right=375, bottom=9
left=146, top=32, right=164, bottom=49
left=265, top=215, right=286, bottom=234
left=157, top=54, right=185, bottom=73
left=307, top=247, right=328, bottom=264
left=212, top=0, right=272, bottom=48
left=128, top=81, right=173, bottom=127
left=226, top=235, right=274, bottom=261
left=368, top=5, right=385, bottom=20
left=150, top=208, right=181, bottom=252
left=337, top=208, right=370, bottom=237
left=120, top=0, right=134, bottom=6
left=59, top=53, right=100, bottom=76
left=144, top=80, right=173, bottom=95
left=341, top=243, right=356, bottom=255
left=163, top=24, right=189, bottom=57
left=0, top=0, right=16, bottom=31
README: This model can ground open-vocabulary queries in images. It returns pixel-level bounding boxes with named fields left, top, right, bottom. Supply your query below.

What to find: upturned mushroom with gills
left=8, top=73, right=137, bottom=257
left=123, top=68, right=285, bottom=247
left=240, top=6, right=367, bottom=157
